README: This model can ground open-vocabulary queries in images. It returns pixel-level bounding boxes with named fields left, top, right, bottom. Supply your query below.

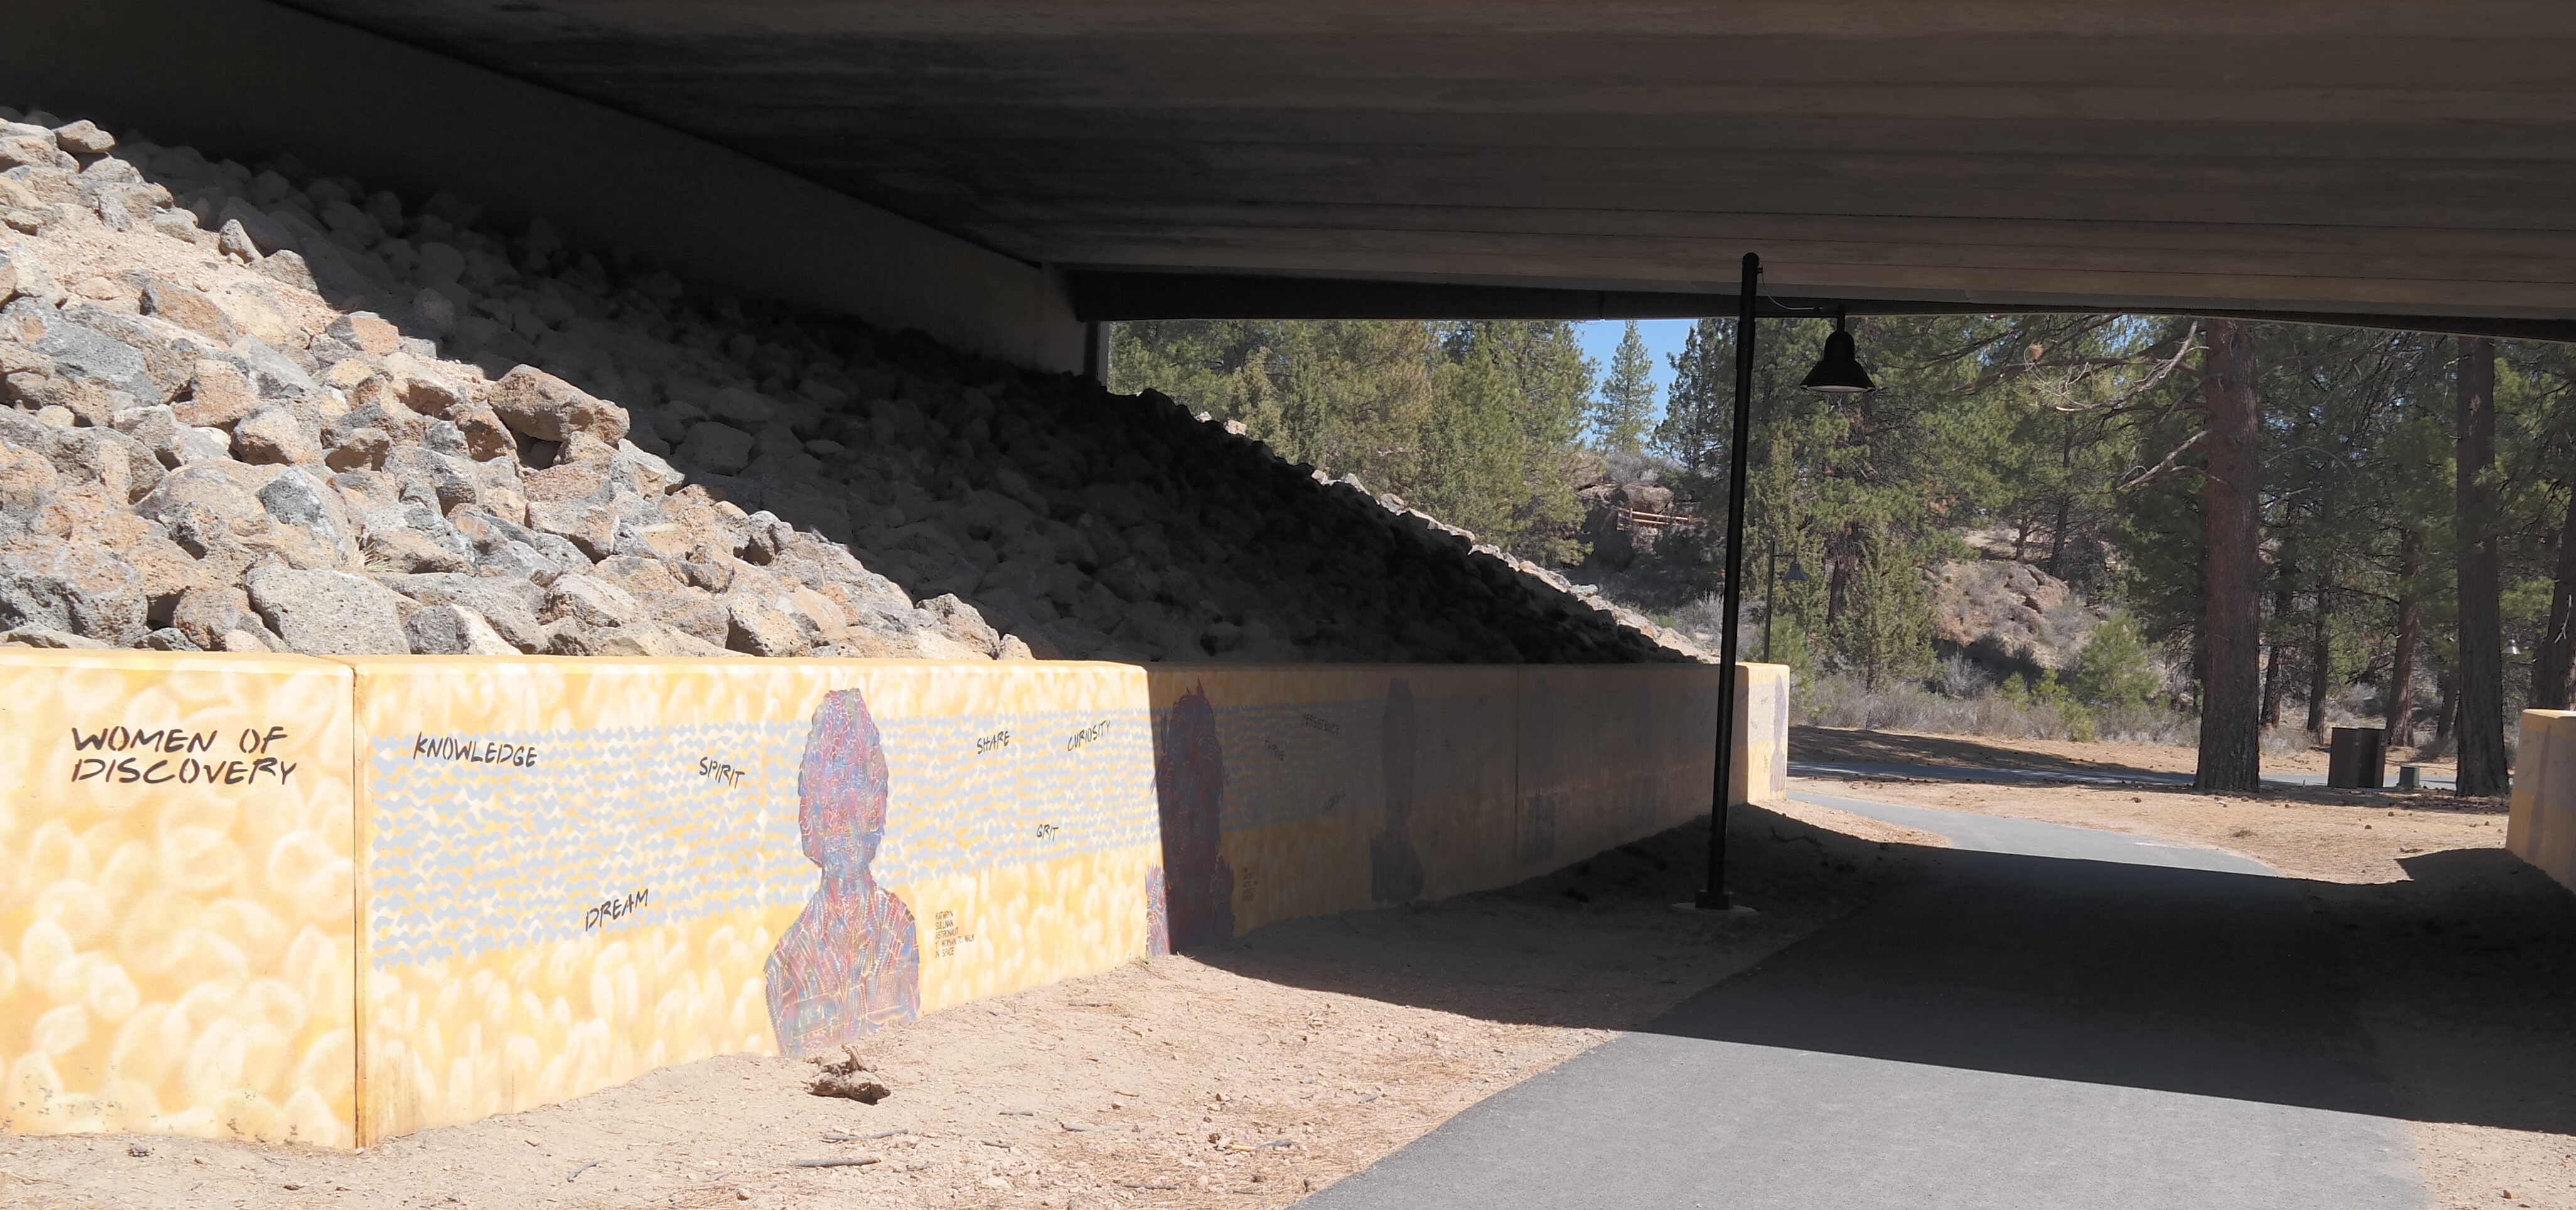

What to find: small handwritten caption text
left=71, top=724, right=297, bottom=785
left=414, top=733, right=540, bottom=768
left=584, top=889, right=650, bottom=931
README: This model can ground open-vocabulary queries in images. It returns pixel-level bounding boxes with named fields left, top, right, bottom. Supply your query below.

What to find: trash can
left=2328, top=727, right=2386, bottom=789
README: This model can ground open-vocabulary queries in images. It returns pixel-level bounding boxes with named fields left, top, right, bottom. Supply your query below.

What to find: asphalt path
left=1790, top=759, right=2459, bottom=792
left=1302, top=791, right=2427, bottom=1209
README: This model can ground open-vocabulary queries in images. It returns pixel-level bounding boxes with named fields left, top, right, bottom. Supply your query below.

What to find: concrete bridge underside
left=12, top=2, right=2576, bottom=360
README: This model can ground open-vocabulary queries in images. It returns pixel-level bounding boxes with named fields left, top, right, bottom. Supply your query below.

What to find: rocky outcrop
left=1926, top=557, right=2099, bottom=679
left=0, top=104, right=1700, bottom=665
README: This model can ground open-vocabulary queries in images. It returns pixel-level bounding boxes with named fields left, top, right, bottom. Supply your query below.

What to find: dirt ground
left=18, top=722, right=2567, bottom=1210
left=1793, top=724, right=2576, bottom=1210
left=1791, top=724, right=2488, bottom=886
left=0, top=798, right=1939, bottom=1209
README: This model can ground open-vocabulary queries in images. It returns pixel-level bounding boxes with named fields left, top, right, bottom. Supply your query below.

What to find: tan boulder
left=205, top=279, right=300, bottom=347
left=372, top=351, right=469, bottom=418
left=234, top=405, right=323, bottom=465
left=326, top=312, right=403, bottom=356
left=0, top=444, right=58, bottom=506
left=139, top=278, right=239, bottom=343
left=174, top=358, right=261, bottom=427
left=487, top=365, right=628, bottom=461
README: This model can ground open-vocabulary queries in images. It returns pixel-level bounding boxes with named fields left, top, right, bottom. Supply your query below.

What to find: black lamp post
left=1699, top=282, right=1875, bottom=912
left=1695, top=254, right=1764, bottom=911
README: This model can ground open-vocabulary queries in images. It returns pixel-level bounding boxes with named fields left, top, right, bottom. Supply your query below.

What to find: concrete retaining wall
left=0, top=651, right=1781, bottom=1145
left=2508, top=709, right=2576, bottom=888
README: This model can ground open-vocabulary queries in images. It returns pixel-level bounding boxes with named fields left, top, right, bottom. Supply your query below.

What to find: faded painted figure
left=1155, top=685, right=1236, bottom=950
left=1370, top=677, right=1424, bottom=904
left=766, top=688, right=921, bottom=1056
left=1143, top=864, right=1173, bottom=956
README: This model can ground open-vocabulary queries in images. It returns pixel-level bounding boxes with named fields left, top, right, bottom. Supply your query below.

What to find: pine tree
left=1111, top=313, right=2573, bottom=781
left=1831, top=523, right=1936, bottom=691
left=1591, top=321, right=1658, bottom=454
left=1653, top=319, right=1730, bottom=473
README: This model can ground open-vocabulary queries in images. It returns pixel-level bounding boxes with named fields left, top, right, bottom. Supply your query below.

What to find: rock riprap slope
left=0, top=107, right=1699, bottom=664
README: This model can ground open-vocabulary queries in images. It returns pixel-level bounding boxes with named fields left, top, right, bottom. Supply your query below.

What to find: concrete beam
left=0, top=0, right=1089, bottom=373
left=1070, top=270, right=2576, bottom=343
left=252, top=0, right=2576, bottom=325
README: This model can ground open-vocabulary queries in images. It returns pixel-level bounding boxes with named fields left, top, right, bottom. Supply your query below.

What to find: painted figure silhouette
left=766, top=689, right=921, bottom=1056
left=1143, top=865, right=1173, bottom=957
left=1154, top=685, right=1235, bottom=950
left=1370, top=678, right=1424, bottom=904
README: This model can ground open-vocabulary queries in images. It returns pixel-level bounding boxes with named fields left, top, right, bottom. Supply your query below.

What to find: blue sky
left=1574, top=318, right=1697, bottom=422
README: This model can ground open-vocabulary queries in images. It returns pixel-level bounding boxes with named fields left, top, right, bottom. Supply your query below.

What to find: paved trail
left=1303, top=792, right=2428, bottom=1209
left=1790, top=759, right=2457, bottom=791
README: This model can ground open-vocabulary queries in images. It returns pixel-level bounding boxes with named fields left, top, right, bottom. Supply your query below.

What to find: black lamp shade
left=1801, top=327, right=1877, bottom=394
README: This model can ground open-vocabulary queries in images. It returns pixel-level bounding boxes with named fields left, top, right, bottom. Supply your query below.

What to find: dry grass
left=1795, top=674, right=2195, bottom=746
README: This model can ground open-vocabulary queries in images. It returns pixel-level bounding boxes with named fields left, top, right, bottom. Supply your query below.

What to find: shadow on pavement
left=1793, top=724, right=2199, bottom=777
left=1196, top=793, right=2576, bottom=1139
left=1638, top=845, right=2406, bottom=1118
left=1182, top=802, right=1936, bottom=1034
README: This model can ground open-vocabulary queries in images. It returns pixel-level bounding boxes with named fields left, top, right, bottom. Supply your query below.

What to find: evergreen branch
left=2113, top=429, right=2211, bottom=491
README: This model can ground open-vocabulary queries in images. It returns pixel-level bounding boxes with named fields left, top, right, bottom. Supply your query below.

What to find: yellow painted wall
left=1737, top=663, right=1791, bottom=807
left=0, top=651, right=1775, bottom=1146
left=1144, top=662, right=1764, bottom=939
left=1145, top=667, right=1528, bottom=940
left=2509, top=710, right=2576, bottom=886
left=343, top=656, right=1161, bottom=1142
left=0, top=651, right=355, bottom=1145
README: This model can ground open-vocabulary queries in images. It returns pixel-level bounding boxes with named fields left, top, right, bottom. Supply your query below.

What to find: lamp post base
left=1678, top=895, right=1758, bottom=915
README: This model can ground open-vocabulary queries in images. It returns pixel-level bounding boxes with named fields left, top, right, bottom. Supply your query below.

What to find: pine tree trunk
left=2436, top=669, right=2459, bottom=747
left=2261, top=643, right=2285, bottom=728
left=2305, top=584, right=2331, bottom=736
left=2536, top=490, right=2576, bottom=710
left=2455, top=336, right=2511, bottom=796
left=2262, top=568, right=2294, bottom=727
left=2386, top=531, right=2420, bottom=746
left=2046, top=495, right=2071, bottom=579
left=2197, top=319, right=2263, bottom=791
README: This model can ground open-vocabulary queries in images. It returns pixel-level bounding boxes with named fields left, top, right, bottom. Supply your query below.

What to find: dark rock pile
left=0, top=104, right=1702, bottom=665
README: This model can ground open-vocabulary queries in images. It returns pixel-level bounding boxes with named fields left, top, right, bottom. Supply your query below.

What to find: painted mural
left=350, top=658, right=1162, bottom=1141
left=765, top=690, right=921, bottom=1054
left=0, top=650, right=1756, bottom=1147
left=0, top=651, right=355, bottom=1146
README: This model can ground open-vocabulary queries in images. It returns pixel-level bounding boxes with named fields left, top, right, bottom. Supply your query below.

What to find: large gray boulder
left=245, top=566, right=411, bottom=655
left=0, top=543, right=149, bottom=647
left=402, top=603, right=516, bottom=656
left=375, top=572, right=547, bottom=652
left=675, top=422, right=755, bottom=475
